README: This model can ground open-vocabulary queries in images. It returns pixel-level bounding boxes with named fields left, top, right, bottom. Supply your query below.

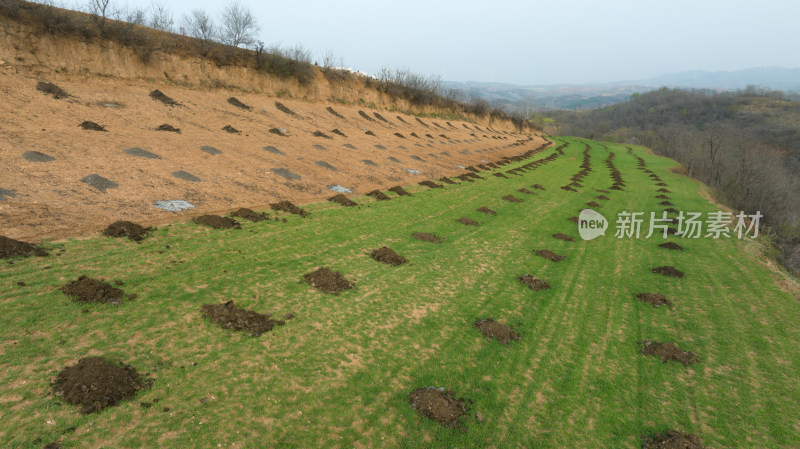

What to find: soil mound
left=493, top=173, right=508, bottom=179
left=60, top=276, right=124, bottom=304
left=81, top=174, right=118, bottom=192
left=652, top=266, right=684, bottom=277
left=518, top=188, right=535, bottom=194
left=438, top=177, right=456, bottom=185
left=200, top=300, right=285, bottom=336
left=269, top=128, right=288, bottom=136
left=567, top=216, right=579, bottom=224
left=150, top=89, right=179, bottom=106
left=502, top=195, right=522, bottom=203
left=227, top=97, right=251, bottom=110
left=636, top=293, right=672, bottom=307
left=37, top=81, right=70, bottom=99
left=370, top=247, right=408, bottom=266
left=659, top=242, right=684, bottom=251
left=477, top=206, right=496, bottom=215
left=313, top=131, right=332, bottom=139
left=102, top=221, right=150, bottom=241
left=553, top=233, right=575, bottom=242
left=388, top=186, right=411, bottom=196
left=79, top=121, right=107, bottom=131
left=270, top=201, right=309, bottom=217
left=326, top=106, right=344, bottom=118
left=275, top=101, right=297, bottom=116
left=534, top=249, right=565, bottom=262
left=222, top=125, right=241, bottom=134
left=230, top=208, right=269, bottom=222
left=394, top=132, right=405, bottom=138
left=586, top=201, right=601, bottom=208
left=474, top=318, right=521, bottom=343
left=22, top=150, right=56, bottom=162
left=412, top=232, right=442, bottom=243
left=366, top=190, right=391, bottom=200
left=155, top=124, right=180, bottom=133
left=52, top=357, right=148, bottom=413
left=328, top=194, right=357, bottom=207
left=643, top=430, right=705, bottom=449
left=194, top=215, right=241, bottom=229
left=331, top=128, right=346, bottom=137
left=457, top=217, right=480, bottom=226
left=596, top=195, right=610, bottom=200
left=0, top=235, right=48, bottom=259
left=419, top=181, right=444, bottom=189
left=517, top=274, right=551, bottom=291
left=408, top=387, right=467, bottom=428
left=639, top=340, right=699, bottom=366
left=303, top=267, right=354, bottom=294
left=531, top=184, right=545, bottom=190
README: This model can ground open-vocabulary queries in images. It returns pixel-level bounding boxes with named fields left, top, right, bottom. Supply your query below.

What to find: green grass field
left=1, top=138, right=798, bottom=448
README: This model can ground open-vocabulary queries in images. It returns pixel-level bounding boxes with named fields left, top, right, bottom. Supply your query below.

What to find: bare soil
left=502, top=195, right=522, bottom=203
left=328, top=194, right=358, bottom=207
left=636, top=293, right=672, bottom=307
left=407, top=387, right=467, bottom=428
left=643, top=430, right=705, bottom=449
left=534, top=249, right=565, bottom=262
left=412, top=232, right=442, bottom=243
left=517, top=274, right=551, bottom=291
left=79, top=121, right=106, bottom=131
left=652, top=266, right=684, bottom=277
left=639, top=340, right=700, bottom=366
left=457, top=217, right=480, bottom=226
left=0, top=235, right=48, bottom=259
left=388, top=186, right=411, bottom=196
left=369, top=247, right=408, bottom=266
left=366, top=190, right=391, bottom=201
left=60, top=276, right=124, bottom=304
left=270, top=201, right=309, bottom=217
left=477, top=206, right=496, bottom=215
left=303, top=267, right=355, bottom=294
left=200, top=300, right=285, bottom=336
left=37, top=81, right=70, bottom=99
left=474, top=318, right=521, bottom=343
left=230, top=208, right=270, bottom=222
left=52, top=357, right=149, bottom=414
left=553, top=233, right=575, bottom=242
left=102, top=221, right=150, bottom=241
left=193, top=215, right=241, bottom=229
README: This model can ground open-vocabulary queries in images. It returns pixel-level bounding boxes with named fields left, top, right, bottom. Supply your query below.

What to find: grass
left=1, top=138, right=798, bottom=448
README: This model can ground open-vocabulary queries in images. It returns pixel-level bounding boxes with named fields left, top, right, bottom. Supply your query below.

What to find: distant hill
left=449, top=67, right=800, bottom=111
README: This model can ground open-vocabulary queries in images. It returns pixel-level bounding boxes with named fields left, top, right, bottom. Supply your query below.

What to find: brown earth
left=474, top=318, right=521, bottom=343
left=60, top=275, right=125, bottom=304
left=193, top=215, right=241, bottom=229
left=366, top=190, right=391, bottom=201
left=369, top=246, right=408, bottom=266
left=477, top=206, right=496, bottom=215
left=328, top=194, right=358, bottom=207
left=643, top=430, right=705, bottom=449
left=553, top=233, right=575, bottom=242
left=303, top=267, right=354, bottom=294
left=419, top=180, right=444, bottom=189
left=0, top=38, right=543, bottom=242
left=0, top=235, right=48, bottom=259
left=407, top=387, right=467, bottom=428
left=502, top=195, right=522, bottom=203
left=102, top=220, right=150, bottom=241
left=652, top=266, right=685, bottom=277
left=79, top=121, right=106, bottom=132
left=200, top=300, right=285, bottom=336
left=387, top=186, right=411, bottom=196
left=412, top=232, right=442, bottom=243
left=230, top=207, right=270, bottom=221
left=586, top=201, right=601, bottom=208
left=52, top=356, right=149, bottom=414
left=534, top=249, right=565, bottom=262
left=567, top=216, right=579, bottom=224
left=517, top=274, right=551, bottom=291
left=457, top=217, right=480, bottom=226
left=36, top=81, right=70, bottom=99
left=659, top=242, right=684, bottom=251
left=639, top=340, right=700, bottom=366
left=636, top=293, right=672, bottom=307
left=270, top=201, right=309, bottom=217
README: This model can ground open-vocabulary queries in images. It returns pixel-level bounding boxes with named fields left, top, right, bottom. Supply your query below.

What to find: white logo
left=578, top=209, right=608, bottom=240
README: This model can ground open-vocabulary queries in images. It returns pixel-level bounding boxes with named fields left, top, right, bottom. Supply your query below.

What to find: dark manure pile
left=388, top=186, right=411, bottom=196
left=370, top=247, right=408, bottom=266
left=155, top=124, right=181, bottom=133
left=407, top=387, right=467, bottom=428
left=149, top=89, right=179, bottom=106
left=477, top=206, right=496, bottom=215
left=0, top=235, right=48, bottom=259
left=227, top=97, right=251, bottom=110
left=502, top=195, right=522, bottom=203
left=60, top=276, right=125, bottom=304
left=328, top=194, right=358, bottom=207
left=659, top=242, right=684, bottom=251
left=102, top=221, right=150, bottom=241
left=79, top=121, right=107, bottom=131
left=200, top=300, right=285, bottom=336
left=457, top=217, right=480, bottom=226
left=534, top=249, right=565, bottom=262
left=222, top=125, right=241, bottom=134
left=652, top=266, right=684, bottom=277
left=37, top=81, right=70, bottom=99
left=412, top=232, right=442, bottom=243
left=552, top=233, right=575, bottom=242
left=303, top=267, right=354, bottom=294
left=639, top=340, right=699, bottom=366
left=52, top=357, right=149, bottom=414
left=474, top=318, right=521, bottom=343
left=194, top=215, right=241, bottom=229
left=230, top=208, right=270, bottom=222
left=636, top=293, right=672, bottom=307
left=270, top=200, right=309, bottom=217
left=642, top=430, right=705, bottom=449
left=419, top=180, right=444, bottom=189
left=366, top=190, right=391, bottom=201
left=517, top=274, right=551, bottom=291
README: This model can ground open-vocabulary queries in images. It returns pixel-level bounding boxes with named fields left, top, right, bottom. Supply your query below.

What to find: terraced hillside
left=1, top=138, right=798, bottom=448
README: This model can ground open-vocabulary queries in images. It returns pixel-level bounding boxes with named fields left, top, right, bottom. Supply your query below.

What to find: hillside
left=1, top=138, right=798, bottom=448
left=0, top=2, right=543, bottom=241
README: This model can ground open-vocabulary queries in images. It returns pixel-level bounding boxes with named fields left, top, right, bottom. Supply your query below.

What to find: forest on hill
left=549, top=87, right=800, bottom=273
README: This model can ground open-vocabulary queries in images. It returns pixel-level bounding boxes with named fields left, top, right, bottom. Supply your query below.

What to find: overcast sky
left=78, top=0, right=800, bottom=85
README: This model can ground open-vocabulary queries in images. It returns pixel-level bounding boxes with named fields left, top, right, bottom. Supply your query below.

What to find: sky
left=60, top=0, right=800, bottom=85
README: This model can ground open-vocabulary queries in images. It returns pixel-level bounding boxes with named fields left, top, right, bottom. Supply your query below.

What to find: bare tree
left=181, top=9, right=216, bottom=47
left=148, top=1, right=174, bottom=32
left=219, top=1, right=260, bottom=48
left=86, top=0, right=112, bottom=31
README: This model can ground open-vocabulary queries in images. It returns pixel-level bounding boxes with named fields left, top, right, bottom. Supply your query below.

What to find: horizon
left=29, top=0, right=800, bottom=86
